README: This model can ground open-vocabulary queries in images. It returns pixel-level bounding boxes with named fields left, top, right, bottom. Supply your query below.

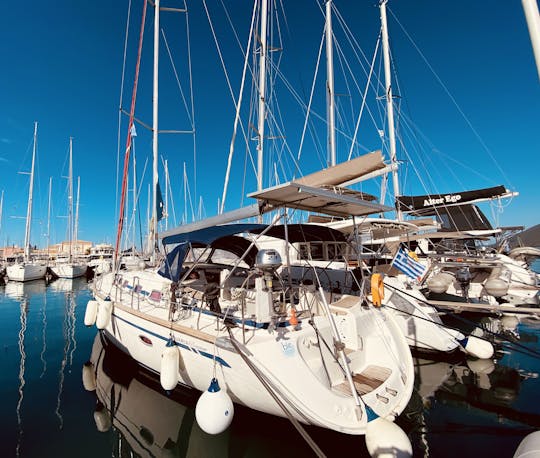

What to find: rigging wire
left=387, top=6, right=515, bottom=191
left=116, top=0, right=133, bottom=230
left=114, top=0, right=148, bottom=267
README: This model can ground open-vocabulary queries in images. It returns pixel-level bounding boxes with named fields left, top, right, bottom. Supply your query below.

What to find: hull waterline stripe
left=111, top=312, right=231, bottom=368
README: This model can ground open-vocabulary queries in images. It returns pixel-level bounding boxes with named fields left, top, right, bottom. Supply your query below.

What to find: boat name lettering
left=423, top=194, right=462, bottom=207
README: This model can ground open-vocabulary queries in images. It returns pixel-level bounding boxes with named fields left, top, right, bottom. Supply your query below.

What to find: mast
left=68, top=137, right=74, bottom=262
left=132, top=127, right=137, bottom=254
left=325, top=0, right=336, bottom=167
left=46, top=177, right=52, bottom=260
left=24, top=122, right=38, bottom=261
left=75, top=176, right=80, bottom=253
left=151, top=0, right=160, bottom=261
left=522, top=0, right=540, bottom=81
left=164, top=159, right=169, bottom=230
left=380, top=0, right=402, bottom=221
left=256, top=0, right=268, bottom=191
left=0, top=190, right=3, bottom=237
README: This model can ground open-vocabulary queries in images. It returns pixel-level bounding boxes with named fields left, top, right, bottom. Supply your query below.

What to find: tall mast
left=325, top=0, right=336, bottom=167
left=75, top=176, right=80, bottom=249
left=68, top=137, right=74, bottom=262
left=0, top=190, right=4, bottom=237
left=164, top=159, right=169, bottom=231
left=132, top=129, right=137, bottom=253
left=380, top=0, right=402, bottom=221
left=256, top=0, right=268, bottom=191
left=24, top=122, right=38, bottom=261
left=523, top=0, right=540, bottom=81
left=46, top=177, right=52, bottom=260
left=151, top=0, right=160, bottom=260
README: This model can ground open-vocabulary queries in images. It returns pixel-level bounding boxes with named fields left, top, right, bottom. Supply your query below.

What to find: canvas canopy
left=159, top=223, right=347, bottom=281
left=396, top=185, right=509, bottom=215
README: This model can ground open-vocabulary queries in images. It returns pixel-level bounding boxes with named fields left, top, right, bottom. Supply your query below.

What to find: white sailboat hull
left=92, top=269, right=414, bottom=435
left=51, top=263, right=87, bottom=279
left=6, top=263, right=47, bottom=282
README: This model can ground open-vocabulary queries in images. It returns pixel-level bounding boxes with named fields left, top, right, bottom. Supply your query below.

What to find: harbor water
left=1, top=263, right=539, bottom=457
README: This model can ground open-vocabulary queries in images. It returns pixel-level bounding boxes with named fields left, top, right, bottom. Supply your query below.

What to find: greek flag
left=391, top=246, right=427, bottom=280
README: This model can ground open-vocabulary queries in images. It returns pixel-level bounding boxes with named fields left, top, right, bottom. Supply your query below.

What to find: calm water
left=1, top=264, right=539, bottom=457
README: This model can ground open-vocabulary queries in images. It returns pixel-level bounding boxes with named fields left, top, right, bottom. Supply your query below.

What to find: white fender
left=427, top=272, right=454, bottom=294
left=514, top=430, right=540, bottom=458
left=195, top=378, right=234, bottom=435
left=484, top=267, right=511, bottom=297
left=365, top=416, right=412, bottom=458
left=96, top=298, right=112, bottom=330
left=460, top=335, right=494, bottom=359
left=160, top=341, right=180, bottom=391
left=94, top=403, right=111, bottom=432
left=82, top=361, right=96, bottom=391
left=84, top=300, right=98, bottom=327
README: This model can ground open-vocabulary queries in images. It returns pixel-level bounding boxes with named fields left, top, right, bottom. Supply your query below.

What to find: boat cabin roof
left=159, top=223, right=348, bottom=281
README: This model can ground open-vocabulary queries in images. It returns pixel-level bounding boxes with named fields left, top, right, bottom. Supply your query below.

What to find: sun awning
left=295, top=150, right=386, bottom=187
left=249, top=183, right=392, bottom=217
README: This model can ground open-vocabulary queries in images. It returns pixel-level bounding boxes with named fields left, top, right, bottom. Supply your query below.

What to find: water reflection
left=16, top=296, right=28, bottom=458
left=55, top=283, right=80, bottom=429
left=48, top=276, right=88, bottom=293
left=402, top=353, right=540, bottom=455
left=4, top=279, right=47, bottom=299
left=85, top=333, right=230, bottom=457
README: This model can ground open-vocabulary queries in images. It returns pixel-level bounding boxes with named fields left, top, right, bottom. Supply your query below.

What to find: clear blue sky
left=0, top=1, right=538, bottom=249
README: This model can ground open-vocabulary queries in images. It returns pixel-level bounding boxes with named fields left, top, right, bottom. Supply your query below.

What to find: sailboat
left=50, top=137, right=86, bottom=279
left=89, top=1, right=415, bottom=449
left=6, top=122, right=47, bottom=282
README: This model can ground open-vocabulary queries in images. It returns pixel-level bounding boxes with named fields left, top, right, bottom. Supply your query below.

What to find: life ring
left=371, top=273, right=384, bottom=307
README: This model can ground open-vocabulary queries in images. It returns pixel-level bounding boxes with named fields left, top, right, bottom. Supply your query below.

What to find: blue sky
left=0, top=1, right=538, bottom=248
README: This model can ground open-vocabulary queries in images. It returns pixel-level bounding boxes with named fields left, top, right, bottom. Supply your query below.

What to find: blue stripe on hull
left=111, top=312, right=231, bottom=368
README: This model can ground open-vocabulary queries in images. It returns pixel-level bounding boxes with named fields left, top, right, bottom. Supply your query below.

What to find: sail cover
left=396, top=185, right=509, bottom=215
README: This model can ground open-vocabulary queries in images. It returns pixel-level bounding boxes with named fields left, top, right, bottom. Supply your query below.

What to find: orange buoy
left=289, top=308, right=299, bottom=327
left=371, top=273, right=385, bottom=307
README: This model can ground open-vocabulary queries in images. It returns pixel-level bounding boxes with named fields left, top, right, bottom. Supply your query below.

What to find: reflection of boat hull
left=48, top=277, right=87, bottom=293
left=88, top=334, right=229, bottom=457
left=4, top=279, right=47, bottom=299
left=6, top=263, right=47, bottom=282
left=50, top=263, right=87, bottom=279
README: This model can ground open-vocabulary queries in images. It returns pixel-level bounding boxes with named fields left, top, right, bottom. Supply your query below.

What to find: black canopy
left=396, top=185, right=508, bottom=215
left=158, top=223, right=348, bottom=281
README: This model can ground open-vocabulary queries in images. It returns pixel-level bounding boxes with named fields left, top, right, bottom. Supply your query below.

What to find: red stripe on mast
left=114, top=0, right=148, bottom=267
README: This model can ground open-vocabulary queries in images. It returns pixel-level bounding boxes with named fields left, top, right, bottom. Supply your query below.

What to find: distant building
left=50, top=240, right=93, bottom=258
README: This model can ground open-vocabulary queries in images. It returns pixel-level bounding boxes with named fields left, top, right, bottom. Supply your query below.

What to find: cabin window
left=297, top=242, right=348, bottom=262
left=134, top=285, right=142, bottom=293
left=210, top=249, right=249, bottom=268
left=298, top=243, right=309, bottom=260
left=310, top=243, right=324, bottom=260
left=185, top=247, right=212, bottom=263
left=149, top=290, right=162, bottom=302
